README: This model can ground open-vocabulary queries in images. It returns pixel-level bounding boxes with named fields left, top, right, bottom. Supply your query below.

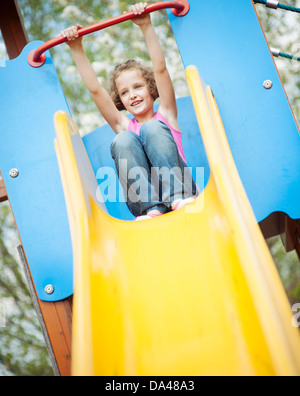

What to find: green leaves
left=0, top=202, right=53, bottom=376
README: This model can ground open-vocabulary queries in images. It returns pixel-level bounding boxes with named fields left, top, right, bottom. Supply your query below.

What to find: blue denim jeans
left=110, top=120, right=197, bottom=217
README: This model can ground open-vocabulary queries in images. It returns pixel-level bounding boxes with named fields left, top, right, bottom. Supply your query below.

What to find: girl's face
left=115, top=69, right=154, bottom=121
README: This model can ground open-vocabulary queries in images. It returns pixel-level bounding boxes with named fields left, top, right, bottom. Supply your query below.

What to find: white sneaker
left=172, top=197, right=196, bottom=211
left=135, top=215, right=153, bottom=221
left=135, top=212, right=164, bottom=221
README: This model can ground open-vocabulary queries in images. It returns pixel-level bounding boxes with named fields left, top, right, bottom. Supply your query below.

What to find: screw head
left=9, top=168, right=19, bottom=178
left=45, top=285, right=55, bottom=295
left=263, top=80, right=273, bottom=89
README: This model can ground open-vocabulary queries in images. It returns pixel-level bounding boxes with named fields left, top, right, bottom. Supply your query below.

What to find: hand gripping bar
left=28, top=0, right=190, bottom=68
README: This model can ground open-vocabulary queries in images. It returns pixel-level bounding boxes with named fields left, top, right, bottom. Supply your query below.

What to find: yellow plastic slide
left=54, top=66, right=300, bottom=376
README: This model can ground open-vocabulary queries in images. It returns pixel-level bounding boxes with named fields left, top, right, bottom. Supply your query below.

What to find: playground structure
left=1, top=0, right=300, bottom=375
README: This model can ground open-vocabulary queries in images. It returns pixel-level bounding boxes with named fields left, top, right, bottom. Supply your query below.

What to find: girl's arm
left=131, top=3, right=179, bottom=128
left=61, top=25, right=129, bottom=134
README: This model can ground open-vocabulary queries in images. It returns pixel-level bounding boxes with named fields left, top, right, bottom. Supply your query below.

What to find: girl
left=61, top=2, right=197, bottom=221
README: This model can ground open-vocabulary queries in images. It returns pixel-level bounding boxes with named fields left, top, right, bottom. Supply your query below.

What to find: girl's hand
left=61, top=24, right=83, bottom=49
left=131, top=2, right=151, bottom=27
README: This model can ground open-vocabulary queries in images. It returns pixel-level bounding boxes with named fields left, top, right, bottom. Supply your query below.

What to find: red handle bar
left=28, top=0, right=189, bottom=67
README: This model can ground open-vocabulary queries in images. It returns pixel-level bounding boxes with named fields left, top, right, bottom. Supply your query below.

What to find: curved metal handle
left=28, top=0, right=189, bottom=68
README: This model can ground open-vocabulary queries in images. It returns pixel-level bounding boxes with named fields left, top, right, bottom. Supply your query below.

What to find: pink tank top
left=128, top=111, right=187, bottom=164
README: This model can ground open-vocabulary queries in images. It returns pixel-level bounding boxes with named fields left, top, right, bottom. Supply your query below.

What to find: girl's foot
left=135, top=210, right=163, bottom=221
left=147, top=210, right=163, bottom=217
left=171, top=197, right=196, bottom=211
left=135, top=215, right=153, bottom=221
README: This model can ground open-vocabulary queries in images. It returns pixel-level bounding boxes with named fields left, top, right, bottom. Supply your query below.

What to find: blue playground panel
left=166, top=0, right=300, bottom=221
left=1, top=0, right=300, bottom=301
left=0, top=42, right=73, bottom=302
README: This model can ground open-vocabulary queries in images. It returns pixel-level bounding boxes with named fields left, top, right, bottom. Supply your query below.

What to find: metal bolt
left=45, top=285, right=55, bottom=295
left=263, top=80, right=273, bottom=90
left=9, top=168, right=19, bottom=178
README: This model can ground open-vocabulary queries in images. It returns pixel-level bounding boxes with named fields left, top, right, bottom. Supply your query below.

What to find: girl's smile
left=115, top=69, right=155, bottom=123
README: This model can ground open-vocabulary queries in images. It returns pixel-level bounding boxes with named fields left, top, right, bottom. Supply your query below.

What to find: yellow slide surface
left=54, top=66, right=300, bottom=376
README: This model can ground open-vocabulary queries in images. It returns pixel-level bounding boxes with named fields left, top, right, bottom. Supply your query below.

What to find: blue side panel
left=0, top=42, right=73, bottom=301
left=166, top=0, right=300, bottom=222
left=83, top=96, right=210, bottom=220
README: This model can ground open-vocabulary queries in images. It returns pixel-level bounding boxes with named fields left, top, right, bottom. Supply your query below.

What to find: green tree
left=0, top=200, right=53, bottom=376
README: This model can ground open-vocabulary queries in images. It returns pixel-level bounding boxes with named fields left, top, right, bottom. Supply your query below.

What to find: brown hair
left=109, top=59, right=159, bottom=111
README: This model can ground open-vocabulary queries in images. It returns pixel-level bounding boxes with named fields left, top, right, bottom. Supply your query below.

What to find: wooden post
left=0, top=0, right=29, bottom=60
left=18, top=246, right=72, bottom=376
left=0, top=179, right=8, bottom=202
left=282, top=217, right=300, bottom=260
left=294, top=221, right=300, bottom=260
